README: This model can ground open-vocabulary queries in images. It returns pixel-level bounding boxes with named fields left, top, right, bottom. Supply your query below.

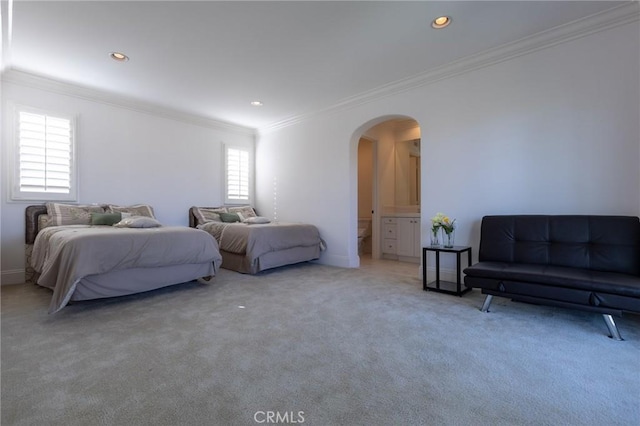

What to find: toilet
left=358, top=218, right=372, bottom=255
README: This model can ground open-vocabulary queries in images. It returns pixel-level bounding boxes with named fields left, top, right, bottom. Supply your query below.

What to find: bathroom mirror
left=394, top=139, right=420, bottom=206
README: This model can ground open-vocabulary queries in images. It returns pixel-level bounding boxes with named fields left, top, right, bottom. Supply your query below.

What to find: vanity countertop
left=381, top=213, right=421, bottom=218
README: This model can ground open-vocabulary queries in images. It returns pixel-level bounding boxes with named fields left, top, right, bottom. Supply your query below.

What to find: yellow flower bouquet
left=431, top=212, right=456, bottom=247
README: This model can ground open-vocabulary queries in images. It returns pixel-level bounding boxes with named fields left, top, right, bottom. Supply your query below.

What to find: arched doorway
left=352, top=116, right=421, bottom=267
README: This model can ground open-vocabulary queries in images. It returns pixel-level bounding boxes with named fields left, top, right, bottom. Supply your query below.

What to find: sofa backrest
left=478, top=215, right=640, bottom=275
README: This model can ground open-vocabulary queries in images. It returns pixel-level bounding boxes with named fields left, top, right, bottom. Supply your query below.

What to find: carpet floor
left=2, top=261, right=639, bottom=425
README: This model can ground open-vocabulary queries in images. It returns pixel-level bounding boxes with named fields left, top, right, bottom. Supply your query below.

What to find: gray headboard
left=25, top=205, right=47, bottom=245
left=188, top=206, right=223, bottom=228
left=188, top=206, right=259, bottom=228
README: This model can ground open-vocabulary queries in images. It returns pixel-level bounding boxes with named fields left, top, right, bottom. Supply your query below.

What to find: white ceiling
left=2, top=1, right=630, bottom=130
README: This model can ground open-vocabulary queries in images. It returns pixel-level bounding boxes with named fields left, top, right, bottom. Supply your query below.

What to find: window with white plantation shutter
left=224, top=145, right=252, bottom=204
left=11, top=107, right=77, bottom=201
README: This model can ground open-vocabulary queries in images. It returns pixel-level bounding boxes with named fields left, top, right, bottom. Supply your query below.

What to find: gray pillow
left=193, top=206, right=227, bottom=223
left=219, top=212, right=241, bottom=223
left=227, top=205, right=257, bottom=219
left=46, top=203, right=105, bottom=225
left=107, top=204, right=155, bottom=218
left=90, top=212, right=122, bottom=226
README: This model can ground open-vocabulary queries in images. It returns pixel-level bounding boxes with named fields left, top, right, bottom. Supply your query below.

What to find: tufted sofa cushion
left=478, top=215, right=640, bottom=276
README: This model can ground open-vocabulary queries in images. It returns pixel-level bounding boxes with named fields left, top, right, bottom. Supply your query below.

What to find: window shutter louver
left=12, top=107, right=76, bottom=201
left=226, top=147, right=250, bottom=201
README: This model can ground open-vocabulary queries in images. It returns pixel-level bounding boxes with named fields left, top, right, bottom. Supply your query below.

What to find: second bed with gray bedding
left=189, top=206, right=324, bottom=274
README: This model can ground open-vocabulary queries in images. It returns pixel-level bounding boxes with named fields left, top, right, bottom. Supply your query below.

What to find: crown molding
left=259, top=2, right=639, bottom=134
left=1, top=68, right=257, bottom=136
left=3, top=2, right=636, bottom=138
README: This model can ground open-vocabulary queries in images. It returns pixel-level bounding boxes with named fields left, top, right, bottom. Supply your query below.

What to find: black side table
left=423, top=245, right=472, bottom=296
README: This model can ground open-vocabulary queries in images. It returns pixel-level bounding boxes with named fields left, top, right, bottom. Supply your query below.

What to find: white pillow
left=113, top=216, right=162, bottom=228
left=243, top=216, right=271, bottom=224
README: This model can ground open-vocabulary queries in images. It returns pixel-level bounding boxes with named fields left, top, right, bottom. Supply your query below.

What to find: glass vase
left=430, top=227, right=440, bottom=246
left=442, top=228, right=455, bottom=248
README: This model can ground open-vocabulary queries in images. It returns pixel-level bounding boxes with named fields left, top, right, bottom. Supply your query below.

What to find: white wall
left=1, top=79, right=254, bottom=284
left=255, top=21, right=640, bottom=270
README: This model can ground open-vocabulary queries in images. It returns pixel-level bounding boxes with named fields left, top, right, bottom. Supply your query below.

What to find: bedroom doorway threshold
left=359, top=254, right=420, bottom=281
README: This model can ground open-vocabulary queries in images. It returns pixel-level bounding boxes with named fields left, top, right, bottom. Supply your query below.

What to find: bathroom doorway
left=356, top=117, right=421, bottom=265
left=357, top=137, right=375, bottom=259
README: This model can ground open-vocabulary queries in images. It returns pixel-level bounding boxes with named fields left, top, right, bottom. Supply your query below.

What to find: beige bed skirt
left=220, top=245, right=320, bottom=274
left=68, top=262, right=215, bottom=302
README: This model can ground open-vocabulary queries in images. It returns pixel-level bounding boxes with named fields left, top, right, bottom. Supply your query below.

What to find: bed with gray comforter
left=189, top=206, right=323, bottom=274
left=27, top=205, right=223, bottom=313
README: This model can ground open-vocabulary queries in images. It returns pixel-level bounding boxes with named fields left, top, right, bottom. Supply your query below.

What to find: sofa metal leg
left=480, top=295, right=493, bottom=312
left=602, top=314, right=623, bottom=341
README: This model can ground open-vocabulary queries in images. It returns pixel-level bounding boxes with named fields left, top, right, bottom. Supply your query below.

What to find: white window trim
left=9, top=104, right=78, bottom=202
left=223, top=143, right=253, bottom=205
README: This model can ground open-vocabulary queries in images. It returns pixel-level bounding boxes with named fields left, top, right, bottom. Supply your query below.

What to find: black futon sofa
left=464, top=215, right=640, bottom=340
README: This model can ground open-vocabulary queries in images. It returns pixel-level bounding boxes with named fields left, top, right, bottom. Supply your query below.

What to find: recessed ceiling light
left=110, top=52, right=129, bottom=62
left=250, top=101, right=263, bottom=107
left=431, top=16, right=451, bottom=29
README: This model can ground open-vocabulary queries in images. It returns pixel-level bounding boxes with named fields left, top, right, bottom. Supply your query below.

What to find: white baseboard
left=316, top=254, right=354, bottom=268
left=424, top=266, right=462, bottom=284
left=1, top=269, right=25, bottom=285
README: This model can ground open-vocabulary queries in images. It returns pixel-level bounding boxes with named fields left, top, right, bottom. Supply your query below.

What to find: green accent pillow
left=219, top=212, right=241, bottom=223
left=90, top=212, right=122, bottom=226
